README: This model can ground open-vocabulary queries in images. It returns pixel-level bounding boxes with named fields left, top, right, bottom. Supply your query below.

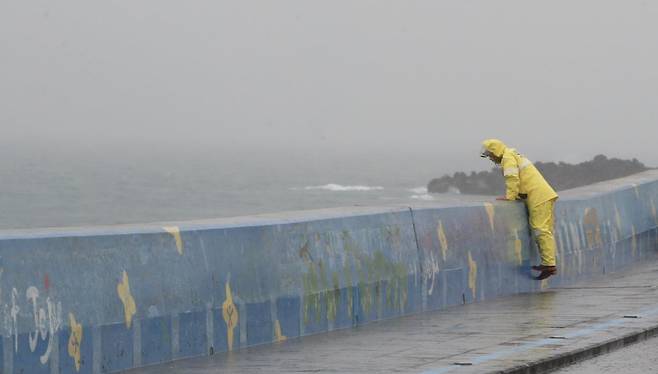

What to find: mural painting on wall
left=300, top=240, right=324, bottom=325
left=26, top=285, right=63, bottom=364
left=222, top=282, right=239, bottom=351
left=300, top=230, right=410, bottom=326
left=366, top=232, right=408, bottom=313
left=327, top=272, right=340, bottom=323
left=1, top=282, right=64, bottom=367
left=437, top=220, right=448, bottom=261
left=274, top=320, right=287, bottom=342
left=614, top=204, right=622, bottom=237
left=417, top=221, right=444, bottom=297
left=484, top=203, right=495, bottom=233
left=164, top=226, right=184, bottom=255
left=117, top=270, right=137, bottom=329
left=582, top=208, right=603, bottom=248
left=306, top=234, right=345, bottom=323
left=512, top=229, right=523, bottom=265
left=68, top=313, right=83, bottom=371
left=468, top=251, right=478, bottom=300
left=423, top=249, right=440, bottom=296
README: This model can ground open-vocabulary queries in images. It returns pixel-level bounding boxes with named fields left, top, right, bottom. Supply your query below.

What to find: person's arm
left=501, top=155, right=520, bottom=201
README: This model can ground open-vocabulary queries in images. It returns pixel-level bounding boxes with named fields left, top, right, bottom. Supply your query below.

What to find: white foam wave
left=408, top=186, right=428, bottom=194
left=302, top=184, right=384, bottom=192
left=410, top=194, right=435, bottom=201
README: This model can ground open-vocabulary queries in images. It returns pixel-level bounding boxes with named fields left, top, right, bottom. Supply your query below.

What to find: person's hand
left=495, top=196, right=509, bottom=201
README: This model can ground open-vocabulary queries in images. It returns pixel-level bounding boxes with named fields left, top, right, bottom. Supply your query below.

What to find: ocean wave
left=302, top=184, right=384, bottom=192
left=408, top=186, right=428, bottom=194
left=410, top=194, right=435, bottom=201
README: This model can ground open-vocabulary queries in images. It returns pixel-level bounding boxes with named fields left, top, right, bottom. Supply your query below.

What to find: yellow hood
left=481, top=139, right=507, bottom=158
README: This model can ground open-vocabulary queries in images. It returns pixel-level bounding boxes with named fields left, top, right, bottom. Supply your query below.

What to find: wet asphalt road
left=555, top=336, right=658, bottom=373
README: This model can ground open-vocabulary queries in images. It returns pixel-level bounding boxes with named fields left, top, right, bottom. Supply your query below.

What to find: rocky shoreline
left=427, top=155, right=650, bottom=196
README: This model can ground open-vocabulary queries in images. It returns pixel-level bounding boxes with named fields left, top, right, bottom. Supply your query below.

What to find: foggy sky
left=2, top=0, right=657, bottom=172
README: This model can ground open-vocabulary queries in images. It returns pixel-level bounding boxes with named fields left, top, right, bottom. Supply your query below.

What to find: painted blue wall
left=0, top=171, right=657, bottom=373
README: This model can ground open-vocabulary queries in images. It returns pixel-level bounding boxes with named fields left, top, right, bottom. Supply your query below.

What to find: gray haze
left=2, top=0, right=658, bottom=172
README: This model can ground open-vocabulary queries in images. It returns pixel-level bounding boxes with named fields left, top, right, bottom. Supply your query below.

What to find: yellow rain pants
left=528, top=198, right=558, bottom=266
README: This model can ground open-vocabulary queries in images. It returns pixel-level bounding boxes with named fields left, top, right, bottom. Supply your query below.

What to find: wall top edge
left=1, top=170, right=656, bottom=240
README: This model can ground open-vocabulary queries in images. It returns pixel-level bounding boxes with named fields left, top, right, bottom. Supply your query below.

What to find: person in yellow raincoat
left=480, top=139, right=559, bottom=280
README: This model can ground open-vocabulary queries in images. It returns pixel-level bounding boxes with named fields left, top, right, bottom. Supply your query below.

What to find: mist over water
left=1, top=140, right=653, bottom=230
left=1, top=141, right=654, bottom=230
left=2, top=1, right=658, bottom=229
left=0, top=142, right=457, bottom=230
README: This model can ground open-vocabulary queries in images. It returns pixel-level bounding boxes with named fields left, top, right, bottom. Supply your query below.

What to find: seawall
left=0, top=170, right=657, bottom=373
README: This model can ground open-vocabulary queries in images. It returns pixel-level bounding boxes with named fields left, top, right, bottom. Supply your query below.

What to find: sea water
left=0, top=143, right=471, bottom=230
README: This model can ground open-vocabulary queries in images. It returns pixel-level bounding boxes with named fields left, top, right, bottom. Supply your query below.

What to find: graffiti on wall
left=484, top=203, right=495, bottom=233
left=582, top=208, right=603, bottom=248
left=1, top=283, right=63, bottom=367
left=26, top=286, right=63, bottom=364
left=68, top=313, right=83, bottom=371
left=163, top=226, right=184, bottom=255
left=512, top=229, right=523, bottom=265
left=274, top=320, right=287, bottom=342
left=300, top=229, right=410, bottom=326
left=422, top=249, right=440, bottom=296
left=117, top=270, right=137, bottom=329
left=437, top=221, right=448, bottom=261
left=467, top=251, right=478, bottom=300
left=222, top=282, right=239, bottom=351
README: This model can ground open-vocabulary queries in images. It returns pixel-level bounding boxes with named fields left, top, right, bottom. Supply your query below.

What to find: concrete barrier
left=0, top=171, right=656, bottom=373
left=413, top=171, right=658, bottom=309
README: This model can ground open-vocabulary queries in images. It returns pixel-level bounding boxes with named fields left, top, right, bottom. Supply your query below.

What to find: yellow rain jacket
left=481, top=139, right=558, bottom=208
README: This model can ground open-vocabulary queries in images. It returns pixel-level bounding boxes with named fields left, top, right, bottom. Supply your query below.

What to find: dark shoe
left=532, top=265, right=556, bottom=271
left=534, top=266, right=557, bottom=280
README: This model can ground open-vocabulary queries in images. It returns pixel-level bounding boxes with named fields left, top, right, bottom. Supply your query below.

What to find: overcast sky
left=2, top=0, right=657, bottom=171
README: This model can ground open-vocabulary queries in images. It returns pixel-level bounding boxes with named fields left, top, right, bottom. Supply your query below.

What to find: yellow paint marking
left=222, top=282, right=239, bottom=351
left=437, top=221, right=448, bottom=261
left=68, top=313, right=83, bottom=372
left=274, top=320, right=287, bottom=342
left=484, top=203, right=495, bottom=232
left=514, top=230, right=523, bottom=265
left=163, top=226, right=184, bottom=255
left=117, top=271, right=136, bottom=329
left=468, top=251, right=478, bottom=300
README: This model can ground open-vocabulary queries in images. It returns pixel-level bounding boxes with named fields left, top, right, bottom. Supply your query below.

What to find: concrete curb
left=499, top=323, right=658, bottom=374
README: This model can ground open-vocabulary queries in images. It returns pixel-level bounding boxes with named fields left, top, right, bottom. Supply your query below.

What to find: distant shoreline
left=427, top=155, right=650, bottom=196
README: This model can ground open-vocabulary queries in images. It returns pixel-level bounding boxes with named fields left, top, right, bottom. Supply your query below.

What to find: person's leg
left=528, top=199, right=557, bottom=267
